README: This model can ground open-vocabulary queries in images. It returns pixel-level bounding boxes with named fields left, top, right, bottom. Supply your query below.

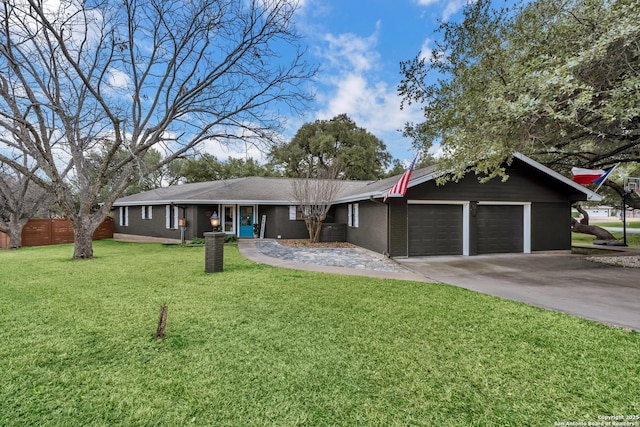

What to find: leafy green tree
left=172, top=154, right=279, bottom=183
left=270, top=114, right=392, bottom=180
left=385, top=153, right=438, bottom=178
left=399, top=0, right=640, bottom=210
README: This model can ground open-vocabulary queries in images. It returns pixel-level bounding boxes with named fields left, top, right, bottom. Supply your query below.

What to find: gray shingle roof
left=113, top=176, right=379, bottom=206
left=113, top=153, right=601, bottom=206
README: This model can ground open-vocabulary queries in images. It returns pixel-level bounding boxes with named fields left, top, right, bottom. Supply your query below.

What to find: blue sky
left=293, top=0, right=458, bottom=163
left=220, top=0, right=469, bottom=165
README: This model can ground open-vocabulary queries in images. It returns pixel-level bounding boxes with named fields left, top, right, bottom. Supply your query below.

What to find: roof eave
left=513, top=152, right=603, bottom=202
left=113, top=199, right=299, bottom=207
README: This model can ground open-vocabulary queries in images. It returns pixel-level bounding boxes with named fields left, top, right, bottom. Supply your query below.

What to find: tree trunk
left=71, top=216, right=99, bottom=259
left=571, top=204, right=617, bottom=240
left=571, top=218, right=616, bottom=240
left=573, top=204, right=590, bottom=225
left=305, top=217, right=323, bottom=243
left=1, top=214, right=29, bottom=249
left=6, top=223, right=24, bottom=249
left=604, top=181, right=640, bottom=210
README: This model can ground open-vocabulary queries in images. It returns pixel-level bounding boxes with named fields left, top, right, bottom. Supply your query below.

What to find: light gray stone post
left=204, top=232, right=225, bottom=273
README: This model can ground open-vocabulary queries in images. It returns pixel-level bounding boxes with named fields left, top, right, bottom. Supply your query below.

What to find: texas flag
left=571, top=166, right=615, bottom=185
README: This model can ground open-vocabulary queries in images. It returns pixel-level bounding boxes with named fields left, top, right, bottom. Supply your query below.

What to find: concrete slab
left=396, top=253, right=640, bottom=331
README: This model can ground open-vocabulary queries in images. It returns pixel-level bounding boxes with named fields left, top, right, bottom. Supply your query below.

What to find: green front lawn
left=1, top=241, right=638, bottom=426
left=572, top=229, right=640, bottom=248
left=591, top=221, right=640, bottom=228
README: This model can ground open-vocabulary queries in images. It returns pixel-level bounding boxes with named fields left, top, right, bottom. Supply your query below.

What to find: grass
left=572, top=225, right=640, bottom=248
left=591, top=221, right=640, bottom=228
left=1, top=240, right=639, bottom=426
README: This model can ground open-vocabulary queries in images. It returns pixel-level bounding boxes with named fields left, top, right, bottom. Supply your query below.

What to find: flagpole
left=623, top=191, right=628, bottom=247
left=593, top=162, right=621, bottom=193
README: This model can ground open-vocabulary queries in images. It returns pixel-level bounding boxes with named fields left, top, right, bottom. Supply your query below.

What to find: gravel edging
left=585, top=254, right=640, bottom=268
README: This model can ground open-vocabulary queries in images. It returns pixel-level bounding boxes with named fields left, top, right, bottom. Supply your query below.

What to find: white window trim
left=348, top=203, right=359, bottom=228
left=222, top=204, right=236, bottom=234
left=141, top=205, right=153, bottom=220
left=289, top=205, right=304, bottom=221
left=165, top=205, right=179, bottom=229
left=119, top=206, right=128, bottom=227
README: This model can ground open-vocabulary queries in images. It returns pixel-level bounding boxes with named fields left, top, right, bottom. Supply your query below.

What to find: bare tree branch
left=0, top=0, right=315, bottom=258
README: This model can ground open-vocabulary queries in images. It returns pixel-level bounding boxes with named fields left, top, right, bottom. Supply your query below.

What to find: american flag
left=383, top=156, right=417, bottom=202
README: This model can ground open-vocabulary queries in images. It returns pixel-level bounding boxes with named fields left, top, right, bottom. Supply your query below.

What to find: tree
left=172, top=154, right=279, bottom=183
left=399, top=0, right=640, bottom=232
left=385, top=153, right=437, bottom=178
left=0, top=0, right=314, bottom=259
left=291, top=165, right=343, bottom=243
left=270, top=114, right=392, bottom=180
left=85, top=147, right=171, bottom=201
left=0, top=161, right=54, bottom=249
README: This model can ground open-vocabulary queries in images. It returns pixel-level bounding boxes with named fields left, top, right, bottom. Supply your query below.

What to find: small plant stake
left=155, top=304, right=168, bottom=339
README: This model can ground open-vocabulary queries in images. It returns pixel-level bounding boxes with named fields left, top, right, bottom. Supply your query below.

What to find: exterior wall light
left=210, top=211, right=220, bottom=231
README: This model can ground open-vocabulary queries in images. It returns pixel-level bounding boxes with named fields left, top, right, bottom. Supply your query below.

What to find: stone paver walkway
left=253, top=240, right=411, bottom=274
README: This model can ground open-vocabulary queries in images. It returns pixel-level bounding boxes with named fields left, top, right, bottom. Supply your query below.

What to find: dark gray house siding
left=335, top=200, right=387, bottom=254
left=531, top=203, right=572, bottom=251
left=194, top=205, right=218, bottom=238
left=112, top=154, right=598, bottom=255
left=115, top=204, right=217, bottom=241
left=384, top=159, right=584, bottom=257
left=388, top=199, right=407, bottom=257
left=115, top=205, right=181, bottom=240
left=258, top=205, right=308, bottom=239
left=406, top=164, right=574, bottom=203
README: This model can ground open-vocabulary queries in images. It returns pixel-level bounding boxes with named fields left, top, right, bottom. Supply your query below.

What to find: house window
left=348, top=203, right=359, bottom=228
left=119, top=206, right=128, bottom=227
left=141, top=206, right=153, bottom=220
left=289, top=205, right=304, bottom=220
left=223, top=205, right=235, bottom=233
left=165, top=205, right=179, bottom=229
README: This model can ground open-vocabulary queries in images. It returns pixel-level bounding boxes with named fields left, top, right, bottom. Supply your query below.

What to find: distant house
left=113, top=152, right=600, bottom=257
left=574, top=206, right=615, bottom=219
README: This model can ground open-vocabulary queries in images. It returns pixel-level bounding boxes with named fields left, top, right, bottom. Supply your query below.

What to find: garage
left=408, top=204, right=463, bottom=256
left=476, top=205, right=524, bottom=254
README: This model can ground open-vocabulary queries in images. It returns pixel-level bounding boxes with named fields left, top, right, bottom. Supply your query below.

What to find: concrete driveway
left=396, top=253, right=640, bottom=331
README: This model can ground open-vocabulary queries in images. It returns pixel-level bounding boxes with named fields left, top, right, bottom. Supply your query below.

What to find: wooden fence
left=0, top=217, right=113, bottom=249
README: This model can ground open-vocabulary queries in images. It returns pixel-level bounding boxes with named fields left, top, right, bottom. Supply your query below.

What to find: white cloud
left=419, top=38, right=435, bottom=61
left=107, top=68, right=131, bottom=90
left=200, top=139, right=266, bottom=162
left=322, top=28, right=380, bottom=74
left=413, top=0, right=474, bottom=22
left=442, top=0, right=469, bottom=21
left=310, top=25, right=422, bottom=159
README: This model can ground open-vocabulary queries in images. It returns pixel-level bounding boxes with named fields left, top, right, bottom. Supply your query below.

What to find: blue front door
left=239, top=206, right=254, bottom=238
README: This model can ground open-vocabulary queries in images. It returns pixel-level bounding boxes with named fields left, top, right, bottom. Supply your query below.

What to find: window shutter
left=289, top=206, right=296, bottom=220
left=141, top=206, right=145, bottom=219
left=173, top=206, right=179, bottom=229
left=148, top=206, right=152, bottom=220
left=165, top=205, right=170, bottom=229
left=347, top=204, right=353, bottom=227
left=353, top=203, right=359, bottom=228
